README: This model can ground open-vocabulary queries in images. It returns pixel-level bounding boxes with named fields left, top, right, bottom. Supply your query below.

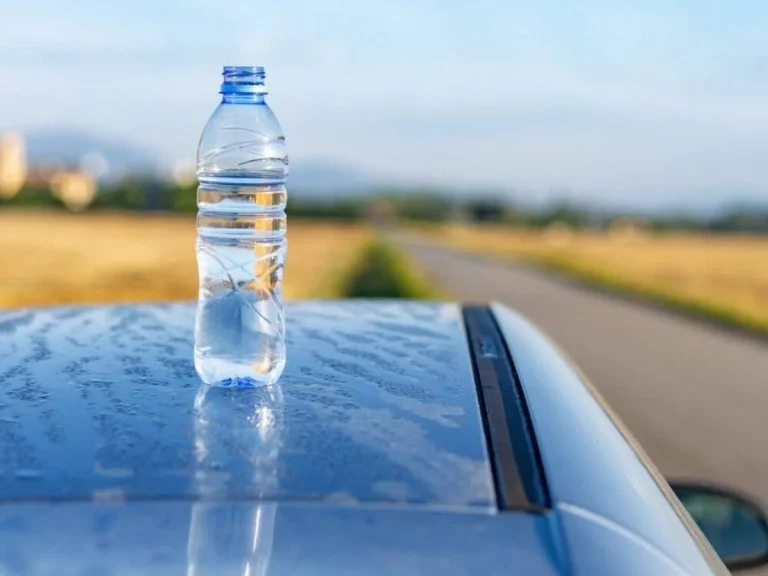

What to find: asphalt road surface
left=405, top=241, right=768, bottom=507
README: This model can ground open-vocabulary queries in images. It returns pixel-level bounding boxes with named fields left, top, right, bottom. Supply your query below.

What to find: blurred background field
left=3, top=203, right=767, bottom=338
left=0, top=211, right=369, bottom=308
left=1, top=124, right=767, bottom=329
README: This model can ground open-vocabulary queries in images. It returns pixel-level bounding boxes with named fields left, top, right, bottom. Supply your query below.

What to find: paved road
left=405, top=241, right=768, bottom=506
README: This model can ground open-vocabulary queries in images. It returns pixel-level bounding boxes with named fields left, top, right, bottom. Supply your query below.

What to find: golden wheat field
left=0, top=211, right=370, bottom=308
left=427, top=223, right=768, bottom=332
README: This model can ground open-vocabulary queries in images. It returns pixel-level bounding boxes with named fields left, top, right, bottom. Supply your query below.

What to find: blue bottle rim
left=220, top=66, right=267, bottom=95
left=223, top=65, right=265, bottom=76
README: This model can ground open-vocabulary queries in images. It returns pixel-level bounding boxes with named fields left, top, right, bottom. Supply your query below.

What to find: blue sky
left=3, top=0, right=768, bottom=207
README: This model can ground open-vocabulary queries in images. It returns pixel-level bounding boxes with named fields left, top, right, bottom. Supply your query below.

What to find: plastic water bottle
left=194, top=66, right=288, bottom=388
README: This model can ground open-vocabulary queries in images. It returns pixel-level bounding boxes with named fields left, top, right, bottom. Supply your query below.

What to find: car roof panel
left=0, top=301, right=494, bottom=509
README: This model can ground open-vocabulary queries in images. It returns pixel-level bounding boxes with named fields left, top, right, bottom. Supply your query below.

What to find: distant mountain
left=21, top=129, right=381, bottom=197
left=23, top=129, right=160, bottom=180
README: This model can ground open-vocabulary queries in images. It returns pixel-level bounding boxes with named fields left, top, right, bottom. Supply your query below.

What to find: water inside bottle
left=195, top=174, right=286, bottom=388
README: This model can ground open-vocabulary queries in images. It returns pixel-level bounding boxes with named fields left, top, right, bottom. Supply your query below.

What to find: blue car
left=0, top=301, right=766, bottom=575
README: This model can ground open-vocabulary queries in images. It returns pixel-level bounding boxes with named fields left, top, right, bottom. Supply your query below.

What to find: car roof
left=0, top=301, right=566, bottom=575
left=0, top=300, right=723, bottom=574
left=0, top=301, right=494, bottom=508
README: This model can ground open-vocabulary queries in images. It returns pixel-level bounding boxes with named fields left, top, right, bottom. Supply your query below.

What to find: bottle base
left=194, top=351, right=285, bottom=388
left=213, top=376, right=268, bottom=389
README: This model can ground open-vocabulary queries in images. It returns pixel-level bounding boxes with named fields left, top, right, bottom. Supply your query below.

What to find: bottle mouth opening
left=221, top=66, right=266, bottom=94
left=223, top=66, right=265, bottom=79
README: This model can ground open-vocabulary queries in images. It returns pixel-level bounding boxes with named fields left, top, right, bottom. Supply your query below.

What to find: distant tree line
left=2, top=179, right=767, bottom=234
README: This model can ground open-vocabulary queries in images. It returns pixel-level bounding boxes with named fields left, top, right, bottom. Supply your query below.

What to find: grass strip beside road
left=340, top=240, right=439, bottom=299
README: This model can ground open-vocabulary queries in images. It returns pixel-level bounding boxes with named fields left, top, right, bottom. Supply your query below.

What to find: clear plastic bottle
left=194, top=66, right=288, bottom=388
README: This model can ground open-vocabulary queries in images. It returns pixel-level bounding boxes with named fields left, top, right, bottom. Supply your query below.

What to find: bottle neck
left=222, top=93, right=266, bottom=104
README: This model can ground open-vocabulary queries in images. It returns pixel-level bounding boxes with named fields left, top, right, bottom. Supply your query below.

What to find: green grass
left=341, top=241, right=438, bottom=299
left=529, top=253, right=768, bottom=339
